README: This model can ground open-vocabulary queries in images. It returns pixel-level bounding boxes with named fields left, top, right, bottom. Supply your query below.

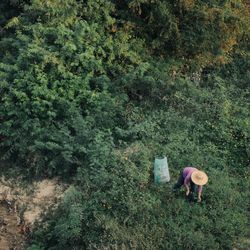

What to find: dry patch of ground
left=0, top=177, right=67, bottom=249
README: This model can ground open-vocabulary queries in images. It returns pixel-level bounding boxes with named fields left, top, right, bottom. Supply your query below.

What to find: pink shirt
left=183, top=167, right=203, bottom=193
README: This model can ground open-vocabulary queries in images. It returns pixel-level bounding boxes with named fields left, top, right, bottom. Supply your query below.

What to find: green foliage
left=0, top=0, right=134, bottom=176
left=117, top=0, right=248, bottom=67
left=0, top=0, right=249, bottom=249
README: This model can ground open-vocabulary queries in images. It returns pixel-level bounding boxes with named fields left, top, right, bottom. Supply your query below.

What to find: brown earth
left=0, top=204, right=25, bottom=250
left=0, top=177, right=67, bottom=249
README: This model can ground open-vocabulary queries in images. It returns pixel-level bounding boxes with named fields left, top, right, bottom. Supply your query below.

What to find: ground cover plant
left=0, top=0, right=249, bottom=249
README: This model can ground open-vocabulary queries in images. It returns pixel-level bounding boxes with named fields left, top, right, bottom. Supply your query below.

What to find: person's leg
left=190, top=181, right=197, bottom=193
left=189, top=181, right=197, bottom=201
left=173, top=171, right=184, bottom=191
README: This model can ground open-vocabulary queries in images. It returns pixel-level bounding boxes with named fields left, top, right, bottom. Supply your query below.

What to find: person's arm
left=184, top=173, right=192, bottom=196
left=184, top=184, right=190, bottom=196
left=197, top=191, right=202, bottom=202
left=197, top=186, right=203, bottom=202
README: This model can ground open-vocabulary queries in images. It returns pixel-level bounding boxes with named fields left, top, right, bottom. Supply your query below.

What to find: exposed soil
left=0, top=177, right=67, bottom=249
left=0, top=203, right=26, bottom=250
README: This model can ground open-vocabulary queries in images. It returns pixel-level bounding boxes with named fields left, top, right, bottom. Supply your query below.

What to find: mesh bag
left=154, top=156, right=170, bottom=183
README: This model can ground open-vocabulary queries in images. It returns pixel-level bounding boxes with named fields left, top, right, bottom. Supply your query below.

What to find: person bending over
left=173, top=167, right=208, bottom=202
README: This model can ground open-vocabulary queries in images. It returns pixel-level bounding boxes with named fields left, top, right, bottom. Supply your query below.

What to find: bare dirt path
left=0, top=203, right=26, bottom=250
left=0, top=177, right=67, bottom=249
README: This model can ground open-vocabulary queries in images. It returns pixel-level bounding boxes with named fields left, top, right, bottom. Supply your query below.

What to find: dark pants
left=173, top=171, right=197, bottom=200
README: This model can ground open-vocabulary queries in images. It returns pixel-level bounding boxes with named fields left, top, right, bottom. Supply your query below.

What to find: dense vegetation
left=0, top=0, right=249, bottom=249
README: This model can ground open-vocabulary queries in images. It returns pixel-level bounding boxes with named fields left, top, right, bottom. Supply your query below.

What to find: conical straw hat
left=191, top=170, right=208, bottom=186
